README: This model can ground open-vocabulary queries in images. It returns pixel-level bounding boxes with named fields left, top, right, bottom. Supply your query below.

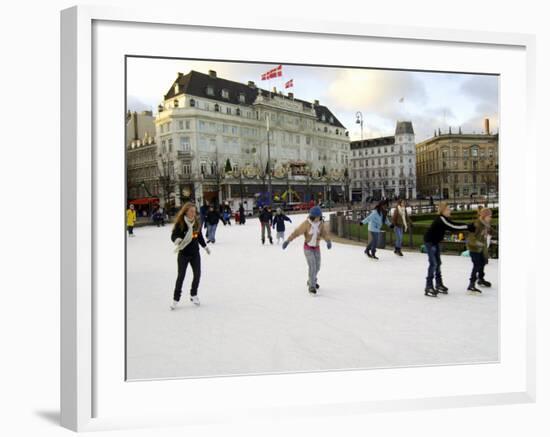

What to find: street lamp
left=355, top=111, right=364, bottom=141
left=266, top=115, right=272, bottom=205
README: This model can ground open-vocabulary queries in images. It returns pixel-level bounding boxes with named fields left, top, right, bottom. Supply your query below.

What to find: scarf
left=307, top=219, right=321, bottom=247
left=398, top=205, right=408, bottom=232
left=174, top=216, right=196, bottom=253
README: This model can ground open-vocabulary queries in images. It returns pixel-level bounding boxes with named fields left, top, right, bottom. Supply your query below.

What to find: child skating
left=282, top=206, right=332, bottom=295
left=466, top=208, right=494, bottom=294
left=170, top=202, right=210, bottom=310
left=126, top=203, right=136, bottom=237
left=272, top=208, right=292, bottom=244
left=360, top=201, right=392, bottom=259
left=423, top=202, right=475, bottom=297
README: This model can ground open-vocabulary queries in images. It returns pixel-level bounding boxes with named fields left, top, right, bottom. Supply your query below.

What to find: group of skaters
left=128, top=196, right=494, bottom=310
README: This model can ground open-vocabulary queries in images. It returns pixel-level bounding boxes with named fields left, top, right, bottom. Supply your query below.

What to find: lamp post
left=266, top=116, right=272, bottom=205
left=355, top=111, right=364, bottom=141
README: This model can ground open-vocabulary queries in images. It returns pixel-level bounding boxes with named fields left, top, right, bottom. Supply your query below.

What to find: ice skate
left=435, top=283, right=449, bottom=294
left=467, top=284, right=482, bottom=295
left=269, top=236, right=273, bottom=245
left=170, top=300, right=179, bottom=310
left=424, top=286, right=438, bottom=297
left=364, top=248, right=372, bottom=258
left=190, top=296, right=201, bottom=306
left=307, top=281, right=320, bottom=290
left=477, top=279, right=492, bottom=287
left=308, top=287, right=317, bottom=296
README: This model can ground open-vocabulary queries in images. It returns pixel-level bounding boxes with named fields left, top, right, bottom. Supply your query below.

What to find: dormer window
left=321, top=114, right=326, bottom=122
left=330, top=116, right=334, bottom=123
left=239, top=93, right=246, bottom=103
left=221, top=89, right=230, bottom=99
left=174, top=83, right=179, bottom=94
left=206, top=86, right=214, bottom=96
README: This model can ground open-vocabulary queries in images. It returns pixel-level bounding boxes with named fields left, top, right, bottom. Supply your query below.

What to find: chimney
left=133, top=111, right=138, bottom=141
left=484, top=118, right=490, bottom=135
left=459, top=126, right=462, bottom=135
left=247, top=81, right=256, bottom=88
left=208, top=70, right=217, bottom=78
left=288, top=92, right=294, bottom=99
left=314, top=99, right=319, bottom=106
left=448, top=126, right=452, bottom=134
left=272, top=86, right=277, bottom=93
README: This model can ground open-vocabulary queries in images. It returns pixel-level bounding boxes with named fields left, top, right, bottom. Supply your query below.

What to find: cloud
left=460, top=75, right=499, bottom=104
left=324, top=69, right=428, bottom=115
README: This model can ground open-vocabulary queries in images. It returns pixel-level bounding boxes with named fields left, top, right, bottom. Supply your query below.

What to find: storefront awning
left=129, top=197, right=159, bottom=205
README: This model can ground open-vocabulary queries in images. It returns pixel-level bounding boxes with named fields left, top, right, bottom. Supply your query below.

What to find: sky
left=126, top=57, right=499, bottom=142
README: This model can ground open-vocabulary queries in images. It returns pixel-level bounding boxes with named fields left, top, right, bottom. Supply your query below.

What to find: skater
left=205, top=205, right=220, bottom=243
left=221, top=203, right=232, bottom=226
left=238, top=203, right=246, bottom=225
left=466, top=208, right=494, bottom=294
left=391, top=199, right=412, bottom=256
left=360, top=201, right=392, bottom=259
left=272, top=208, right=292, bottom=244
left=170, top=202, right=210, bottom=310
left=259, top=205, right=273, bottom=244
left=199, top=202, right=208, bottom=228
left=282, top=206, right=332, bottom=295
left=126, top=203, right=136, bottom=237
left=423, top=202, right=475, bottom=297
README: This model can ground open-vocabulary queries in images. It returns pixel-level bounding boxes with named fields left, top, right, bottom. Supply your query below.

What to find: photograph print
left=125, top=57, right=499, bottom=381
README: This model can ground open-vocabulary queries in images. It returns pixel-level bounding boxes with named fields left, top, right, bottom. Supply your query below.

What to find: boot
left=365, top=248, right=373, bottom=258
left=477, top=279, right=492, bottom=287
left=435, top=283, right=449, bottom=294
left=269, top=236, right=273, bottom=245
left=262, top=238, right=265, bottom=245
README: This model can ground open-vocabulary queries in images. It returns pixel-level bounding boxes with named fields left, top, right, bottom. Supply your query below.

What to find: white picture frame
left=60, top=5, right=537, bottom=432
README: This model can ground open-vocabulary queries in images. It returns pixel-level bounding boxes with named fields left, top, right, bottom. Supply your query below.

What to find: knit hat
left=309, top=206, right=322, bottom=218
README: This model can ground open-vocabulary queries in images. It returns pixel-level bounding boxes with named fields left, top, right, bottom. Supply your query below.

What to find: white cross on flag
left=284, top=79, right=294, bottom=89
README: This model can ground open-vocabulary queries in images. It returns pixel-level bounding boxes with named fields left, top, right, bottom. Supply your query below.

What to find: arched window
left=214, top=104, right=220, bottom=112
left=173, top=99, right=179, bottom=108
left=189, top=99, right=195, bottom=107
left=236, top=108, right=241, bottom=116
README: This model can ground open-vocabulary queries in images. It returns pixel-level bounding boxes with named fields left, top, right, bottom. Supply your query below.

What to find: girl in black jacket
left=423, top=202, right=474, bottom=297
left=170, top=202, right=210, bottom=309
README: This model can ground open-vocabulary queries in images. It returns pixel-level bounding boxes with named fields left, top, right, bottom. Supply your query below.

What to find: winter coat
left=287, top=219, right=329, bottom=246
left=467, top=218, right=494, bottom=258
left=205, top=210, right=220, bottom=225
left=126, top=209, right=136, bottom=226
left=361, top=209, right=391, bottom=233
left=392, top=206, right=412, bottom=230
left=424, top=215, right=474, bottom=245
left=259, top=209, right=273, bottom=224
left=171, top=220, right=207, bottom=257
left=272, top=214, right=292, bottom=232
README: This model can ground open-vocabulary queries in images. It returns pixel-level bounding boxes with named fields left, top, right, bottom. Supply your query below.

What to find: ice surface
left=126, top=214, right=498, bottom=380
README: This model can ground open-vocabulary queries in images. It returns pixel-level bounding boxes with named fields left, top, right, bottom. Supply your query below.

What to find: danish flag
left=261, top=65, right=283, bottom=80
left=284, top=79, right=294, bottom=89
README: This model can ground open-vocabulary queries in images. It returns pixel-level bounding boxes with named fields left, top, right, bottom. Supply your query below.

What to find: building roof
left=416, top=132, right=499, bottom=147
left=395, top=121, right=414, bottom=135
left=163, top=70, right=346, bottom=129
left=350, top=136, right=395, bottom=150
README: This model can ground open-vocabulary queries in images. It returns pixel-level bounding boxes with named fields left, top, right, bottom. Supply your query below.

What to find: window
left=236, top=108, right=241, bottom=116
left=200, top=162, right=207, bottom=175
left=185, top=120, right=191, bottom=130
left=182, top=164, right=191, bottom=175
left=214, top=104, right=220, bottom=112
left=226, top=107, right=232, bottom=115
left=206, top=86, right=214, bottom=96
left=178, top=120, right=184, bottom=130
left=198, top=120, right=206, bottom=131
left=222, top=89, right=230, bottom=99
left=168, top=138, right=173, bottom=152
left=179, top=136, right=190, bottom=152
left=239, top=93, right=246, bottom=103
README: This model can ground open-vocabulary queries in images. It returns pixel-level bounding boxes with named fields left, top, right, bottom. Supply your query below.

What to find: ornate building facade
left=126, top=110, right=160, bottom=202
left=350, top=121, right=416, bottom=201
left=415, top=120, right=499, bottom=199
left=154, top=70, right=350, bottom=207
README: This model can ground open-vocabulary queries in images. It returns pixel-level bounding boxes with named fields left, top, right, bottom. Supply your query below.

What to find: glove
left=174, top=238, right=183, bottom=245
left=326, top=240, right=332, bottom=250
left=204, top=246, right=211, bottom=255
left=282, top=241, right=289, bottom=250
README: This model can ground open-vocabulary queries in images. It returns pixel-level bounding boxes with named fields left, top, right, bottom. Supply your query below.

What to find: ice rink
left=126, top=213, right=498, bottom=380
